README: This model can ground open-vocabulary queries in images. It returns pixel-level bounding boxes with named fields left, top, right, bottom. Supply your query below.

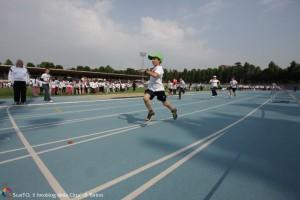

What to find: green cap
left=148, top=52, right=164, bottom=63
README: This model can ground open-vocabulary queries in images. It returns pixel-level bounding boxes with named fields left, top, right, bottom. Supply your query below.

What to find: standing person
left=167, top=80, right=172, bottom=95
left=41, top=69, right=54, bottom=102
left=172, top=78, right=177, bottom=95
left=229, top=77, right=238, bottom=97
left=141, top=52, right=177, bottom=121
left=209, top=75, right=220, bottom=97
left=32, top=78, right=40, bottom=97
left=8, top=59, right=30, bottom=105
left=178, top=78, right=186, bottom=100
left=132, top=80, right=137, bottom=91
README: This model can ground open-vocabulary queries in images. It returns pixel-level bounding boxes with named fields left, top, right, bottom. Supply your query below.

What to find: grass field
left=0, top=87, right=145, bottom=98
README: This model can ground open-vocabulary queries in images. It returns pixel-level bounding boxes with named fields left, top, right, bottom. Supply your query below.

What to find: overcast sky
left=0, top=0, right=299, bottom=69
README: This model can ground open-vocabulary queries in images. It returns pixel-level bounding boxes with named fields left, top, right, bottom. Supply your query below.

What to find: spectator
left=40, top=68, right=54, bottom=102
left=8, top=59, right=30, bottom=105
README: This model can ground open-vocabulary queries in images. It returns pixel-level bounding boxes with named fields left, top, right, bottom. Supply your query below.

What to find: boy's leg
left=143, top=93, right=153, bottom=112
left=143, top=92, right=155, bottom=121
left=162, top=100, right=177, bottom=120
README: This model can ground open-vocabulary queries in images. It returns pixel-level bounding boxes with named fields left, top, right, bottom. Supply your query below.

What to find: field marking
left=3, top=102, right=145, bottom=121
left=122, top=99, right=270, bottom=200
left=0, top=91, right=208, bottom=109
left=6, top=107, right=70, bottom=200
left=7, top=93, right=210, bottom=120
left=0, top=94, right=241, bottom=133
left=287, top=91, right=300, bottom=106
left=0, top=95, right=256, bottom=165
left=73, top=98, right=270, bottom=200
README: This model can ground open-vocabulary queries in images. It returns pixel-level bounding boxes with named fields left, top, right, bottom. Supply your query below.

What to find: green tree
left=83, top=66, right=91, bottom=71
left=55, top=65, right=64, bottom=69
left=4, top=59, right=13, bottom=65
left=27, top=62, right=35, bottom=67
left=286, top=61, right=300, bottom=82
left=38, top=62, right=55, bottom=69
left=76, top=66, right=84, bottom=71
left=105, top=65, right=114, bottom=73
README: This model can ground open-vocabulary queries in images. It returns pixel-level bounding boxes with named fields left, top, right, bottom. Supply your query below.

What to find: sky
left=0, top=0, right=299, bottom=70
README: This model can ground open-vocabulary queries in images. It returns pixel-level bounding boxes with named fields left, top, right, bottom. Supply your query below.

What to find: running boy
left=141, top=52, right=177, bottom=121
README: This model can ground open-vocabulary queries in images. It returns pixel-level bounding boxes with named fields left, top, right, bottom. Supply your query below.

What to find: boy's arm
left=145, top=69, right=160, bottom=78
left=139, top=67, right=160, bottom=78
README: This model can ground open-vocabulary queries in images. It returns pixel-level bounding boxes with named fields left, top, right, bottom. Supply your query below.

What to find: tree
left=125, top=68, right=138, bottom=75
left=76, top=66, right=84, bottom=71
left=286, top=61, right=300, bottom=81
left=83, top=66, right=91, bottom=71
left=38, top=62, right=55, bottom=69
left=55, top=65, right=63, bottom=69
left=27, top=62, right=35, bottom=67
left=4, top=59, right=13, bottom=65
left=105, top=65, right=114, bottom=73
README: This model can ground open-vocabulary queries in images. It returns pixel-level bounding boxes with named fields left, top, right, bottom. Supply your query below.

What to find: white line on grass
left=6, top=107, right=70, bottom=200
left=73, top=98, right=270, bottom=200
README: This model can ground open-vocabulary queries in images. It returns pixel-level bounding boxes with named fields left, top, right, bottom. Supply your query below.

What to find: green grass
left=0, top=87, right=32, bottom=98
left=0, top=87, right=144, bottom=98
left=0, top=87, right=208, bottom=98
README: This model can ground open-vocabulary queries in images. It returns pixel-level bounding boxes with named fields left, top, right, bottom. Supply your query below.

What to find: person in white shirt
left=209, top=75, right=220, bottom=96
left=229, top=77, right=238, bottom=97
left=41, top=68, right=53, bottom=102
left=167, top=80, right=172, bottom=95
left=32, top=78, right=40, bottom=97
left=8, top=59, right=30, bottom=105
left=141, top=52, right=177, bottom=121
left=178, top=78, right=186, bottom=100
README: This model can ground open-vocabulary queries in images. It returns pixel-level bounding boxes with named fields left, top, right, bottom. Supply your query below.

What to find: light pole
left=139, top=52, right=147, bottom=82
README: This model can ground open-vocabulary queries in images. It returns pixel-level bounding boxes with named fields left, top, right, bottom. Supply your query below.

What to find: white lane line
left=287, top=91, right=300, bottom=106
left=0, top=91, right=206, bottom=109
left=0, top=125, right=141, bottom=155
left=7, top=96, right=167, bottom=119
left=122, top=98, right=270, bottom=200
left=0, top=109, right=145, bottom=132
left=0, top=95, right=255, bottom=165
left=70, top=98, right=270, bottom=200
left=0, top=125, right=144, bottom=165
left=0, top=95, right=253, bottom=155
left=122, top=133, right=225, bottom=200
left=6, top=107, right=70, bottom=200
left=0, top=147, right=25, bottom=154
left=3, top=103, right=144, bottom=121
left=5, top=93, right=204, bottom=120
left=0, top=96, right=231, bottom=133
